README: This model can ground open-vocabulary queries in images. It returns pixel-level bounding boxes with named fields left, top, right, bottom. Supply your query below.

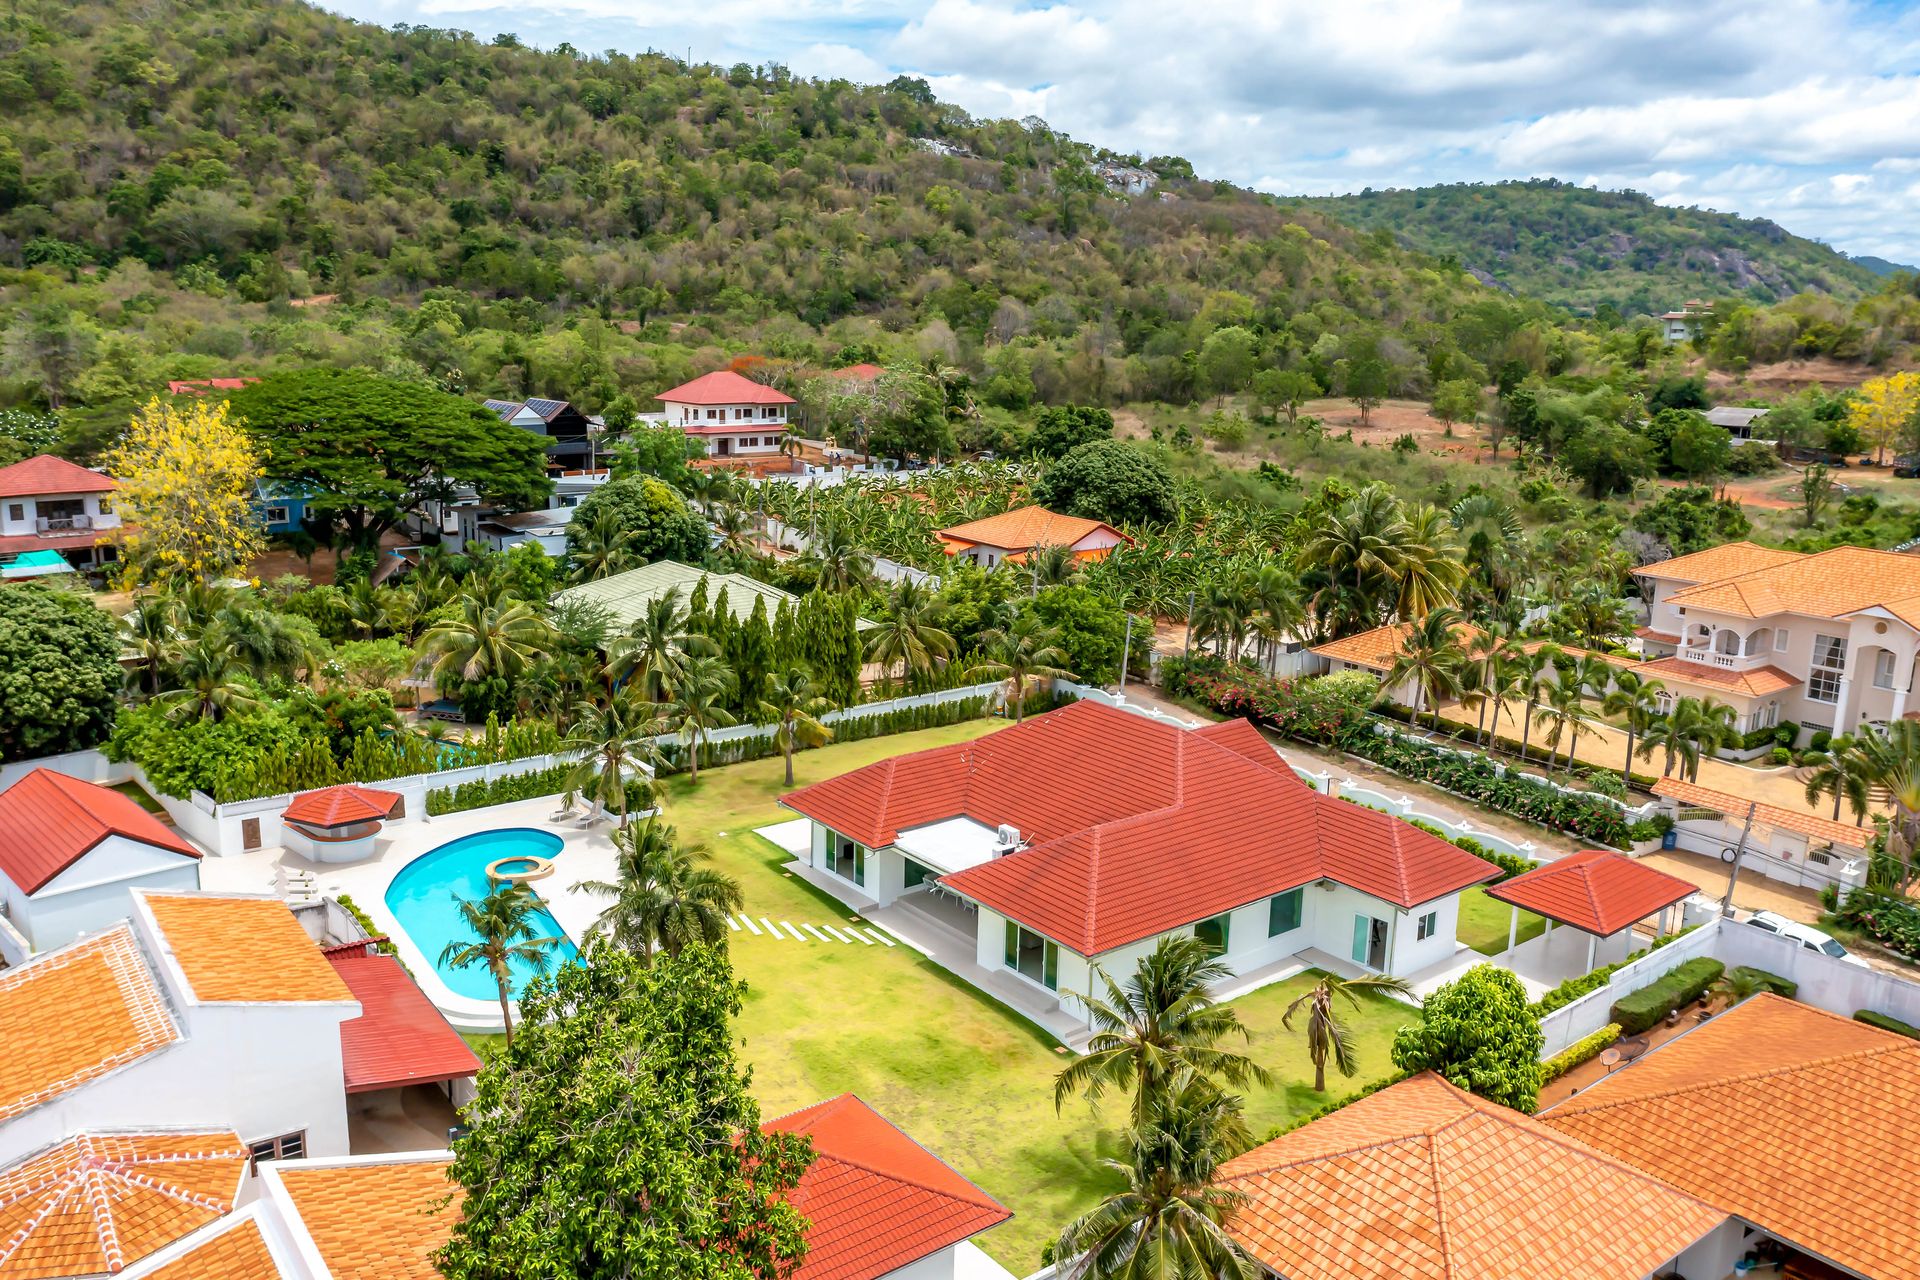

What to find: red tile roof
left=657, top=370, right=796, bottom=406
left=0, top=455, right=114, bottom=499
left=1541, top=996, right=1920, bottom=1280
left=825, top=363, right=886, bottom=381
left=1484, top=849, right=1695, bottom=936
left=1630, top=655, right=1800, bottom=698
left=783, top=702, right=1499, bottom=955
left=765, top=1094, right=1009, bottom=1280
left=1218, top=1073, right=1724, bottom=1280
left=165, top=378, right=258, bottom=396
left=282, top=785, right=401, bottom=828
left=0, top=770, right=200, bottom=895
left=326, top=946, right=481, bottom=1093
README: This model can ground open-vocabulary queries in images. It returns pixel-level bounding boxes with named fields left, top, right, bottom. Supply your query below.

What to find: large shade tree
left=0, top=582, right=121, bottom=761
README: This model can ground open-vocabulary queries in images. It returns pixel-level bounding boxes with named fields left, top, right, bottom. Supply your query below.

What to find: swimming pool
left=384, top=828, right=580, bottom=1002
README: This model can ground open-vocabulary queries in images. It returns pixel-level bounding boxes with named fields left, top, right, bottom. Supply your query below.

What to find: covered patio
left=1487, top=850, right=1698, bottom=988
left=326, top=938, right=482, bottom=1153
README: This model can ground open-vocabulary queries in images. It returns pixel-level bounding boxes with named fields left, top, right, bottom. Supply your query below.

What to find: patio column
left=1585, top=932, right=1597, bottom=973
left=1505, top=905, right=1519, bottom=960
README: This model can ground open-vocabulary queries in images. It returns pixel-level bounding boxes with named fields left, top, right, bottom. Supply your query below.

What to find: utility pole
left=1184, top=589, right=1196, bottom=658
left=1720, top=799, right=1759, bottom=917
left=1118, top=614, right=1132, bottom=694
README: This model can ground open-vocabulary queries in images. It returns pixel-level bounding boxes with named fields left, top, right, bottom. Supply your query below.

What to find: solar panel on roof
left=481, top=399, right=520, bottom=420
left=524, top=398, right=569, bottom=418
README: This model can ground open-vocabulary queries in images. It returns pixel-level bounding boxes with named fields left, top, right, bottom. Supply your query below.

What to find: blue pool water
left=385, top=828, right=579, bottom=1002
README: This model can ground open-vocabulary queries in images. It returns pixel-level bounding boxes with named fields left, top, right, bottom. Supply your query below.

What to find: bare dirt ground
left=1702, top=355, right=1899, bottom=397
left=1302, top=397, right=1471, bottom=449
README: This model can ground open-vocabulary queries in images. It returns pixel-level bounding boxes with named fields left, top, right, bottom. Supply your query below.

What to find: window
left=1193, top=913, right=1232, bottom=954
left=262, top=504, right=290, bottom=525
left=248, top=1131, right=305, bottom=1171
left=1809, top=634, right=1847, bottom=704
left=1875, top=650, right=1897, bottom=690
left=5, top=504, right=21, bottom=522
left=1809, top=667, right=1843, bottom=704
left=1003, top=921, right=1058, bottom=990
left=904, top=858, right=933, bottom=889
left=1416, top=911, right=1439, bottom=942
left=1268, top=889, right=1303, bottom=937
left=1774, top=629, right=1790, bottom=653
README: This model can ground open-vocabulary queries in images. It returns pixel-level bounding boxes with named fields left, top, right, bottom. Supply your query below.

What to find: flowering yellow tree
left=1847, top=372, right=1920, bottom=465
left=104, top=397, right=267, bottom=585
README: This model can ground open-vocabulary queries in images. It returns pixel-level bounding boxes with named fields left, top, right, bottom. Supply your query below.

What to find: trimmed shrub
left=1610, top=957, right=1725, bottom=1034
left=1854, top=1010, right=1920, bottom=1040
left=1769, top=746, right=1792, bottom=766
left=1539, top=1023, right=1622, bottom=1085
left=1727, top=965, right=1796, bottom=999
left=1775, top=720, right=1800, bottom=747
left=427, top=766, right=651, bottom=818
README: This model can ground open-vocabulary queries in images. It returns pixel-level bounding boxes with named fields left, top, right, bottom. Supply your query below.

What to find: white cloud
left=323, top=0, right=1920, bottom=262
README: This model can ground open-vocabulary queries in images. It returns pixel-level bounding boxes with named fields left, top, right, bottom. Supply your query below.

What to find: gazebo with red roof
left=1486, top=848, right=1698, bottom=976
left=281, top=785, right=403, bottom=864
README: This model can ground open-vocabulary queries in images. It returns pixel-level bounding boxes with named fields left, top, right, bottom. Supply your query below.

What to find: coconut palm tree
left=120, top=596, right=180, bottom=696
left=1053, top=935, right=1272, bottom=1127
left=1602, top=671, right=1667, bottom=781
left=1848, top=720, right=1920, bottom=876
left=864, top=578, right=954, bottom=692
left=1052, top=1079, right=1260, bottom=1280
left=711, top=504, right=757, bottom=559
left=1190, top=580, right=1254, bottom=661
left=758, top=667, right=836, bottom=786
left=1514, top=645, right=1560, bottom=765
left=1459, top=623, right=1511, bottom=743
left=1393, top=502, right=1466, bottom=620
left=1533, top=679, right=1592, bottom=774
left=155, top=629, right=260, bottom=723
left=438, top=882, right=563, bottom=1049
left=1028, top=542, right=1081, bottom=588
left=421, top=597, right=552, bottom=689
left=666, top=653, right=737, bottom=783
left=1299, top=483, right=1408, bottom=633
left=801, top=518, right=877, bottom=593
left=1248, top=563, right=1305, bottom=672
left=1636, top=696, right=1735, bottom=781
left=566, top=510, right=636, bottom=584
left=216, top=604, right=326, bottom=682
left=1481, top=650, right=1525, bottom=748
left=562, top=689, right=666, bottom=826
left=606, top=586, right=711, bottom=701
left=1711, top=967, right=1770, bottom=1010
left=577, top=820, right=744, bottom=961
left=1802, top=733, right=1870, bottom=823
left=975, top=612, right=1075, bottom=721
left=1383, top=606, right=1467, bottom=717
left=1282, top=971, right=1415, bottom=1093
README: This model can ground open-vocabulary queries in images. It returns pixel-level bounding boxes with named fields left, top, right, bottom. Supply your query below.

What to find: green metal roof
left=555, top=560, right=871, bottom=634
left=1, top=549, right=75, bottom=578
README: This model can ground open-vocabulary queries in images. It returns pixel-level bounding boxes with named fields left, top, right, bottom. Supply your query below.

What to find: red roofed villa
left=659, top=369, right=795, bottom=460
left=781, top=700, right=1500, bottom=1043
left=0, top=454, right=123, bottom=574
left=935, top=505, right=1132, bottom=568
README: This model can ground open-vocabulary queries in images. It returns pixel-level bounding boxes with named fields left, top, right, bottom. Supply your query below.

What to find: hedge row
left=1855, top=1010, right=1920, bottom=1040
left=1610, top=957, right=1725, bottom=1034
left=1527, top=927, right=1699, bottom=1018
left=426, top=765, right=650, bottom=818
left=1380, top=702, right=1662, bottom=794
left=1403, top=818, right=1534, bottom=881
left=1539, top=1024, right=1622, bottom=1085
left=1727, top=965, right=1797, bottom=999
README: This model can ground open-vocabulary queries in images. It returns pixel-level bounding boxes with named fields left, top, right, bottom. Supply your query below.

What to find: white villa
left=0, top=453, right=122, bottom=575
left=659, top=369, right=794, bottom=459
left=781, top=701, right=1501, bottom=1033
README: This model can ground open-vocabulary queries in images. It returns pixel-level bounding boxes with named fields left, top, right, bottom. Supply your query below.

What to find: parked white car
left=1745, top=911, right=1871, bottom=968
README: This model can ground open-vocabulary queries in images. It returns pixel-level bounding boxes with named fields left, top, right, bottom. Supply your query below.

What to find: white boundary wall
left=1535, top=919, right=1724, bottom=1056
left=0, top=747, right=133, bottom=792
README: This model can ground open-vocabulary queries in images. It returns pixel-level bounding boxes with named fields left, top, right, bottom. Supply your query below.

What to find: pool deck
left=198, top=796, right=624, bottom=1032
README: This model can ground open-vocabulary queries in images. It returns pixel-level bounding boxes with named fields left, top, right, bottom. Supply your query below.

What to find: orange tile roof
left=0, top=927, right=180, bottom=1125
left=935, top=505, right=1128, bottom=554
left=1485, top=849, right=1695, bottom=935
left=1629, top=654, right=1801, bottom=697
left=281, top=785, right=401, bottom=828
left=1632, top=540, right=1803, bottom=583
left=0, top=770, right=200, bottom=895
left=1217, top=1073, right=1723, bottom=1280
left=766, top=1094, right=1009, bottom=1280
left=139, top=894, right=353, bottom=1005
left=273, top=1159, right=460, bottom=1280
left=1634, top=625, right=1681, bottom=645
left=136, top=1216, right=283, bottom=1280
left=785, top=701, right=1499, bottom=955
left=0, top=1131, right=247, bottom=1279
left=1308, top=621, right=1416, bottom=670
left=1541, top=995, right=1920, bottom=1280
left=1650, top=775, right=1872, bottom=849
left=1665, top=544, right=1920, bottom=625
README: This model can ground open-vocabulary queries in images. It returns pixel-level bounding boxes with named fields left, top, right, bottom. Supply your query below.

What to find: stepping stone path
left=726, top=914, right=895, bottom=947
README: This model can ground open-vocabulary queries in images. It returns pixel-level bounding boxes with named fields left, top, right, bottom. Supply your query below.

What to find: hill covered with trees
left=1297, top=180, right=1883, bottom=316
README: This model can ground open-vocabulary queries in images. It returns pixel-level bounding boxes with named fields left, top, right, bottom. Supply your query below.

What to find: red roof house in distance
left=165, top=377, right=259, bottom=396
left=825, top=362, right=886, bottom=382
left=766, top=1093, right=1011, bottom=1280
left=658, top=369, right=795, bottom=461
left=0, top=454, right=123, bottom=573
left=781, top=701, right=1498, bottom=1042
left=0, top=770, right=201, bottom=952
left=935, top=505, right=1132, bottom=568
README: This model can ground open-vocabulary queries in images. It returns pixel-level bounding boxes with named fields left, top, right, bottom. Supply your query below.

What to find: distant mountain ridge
left=1292, top=179, right=1883, bottom=317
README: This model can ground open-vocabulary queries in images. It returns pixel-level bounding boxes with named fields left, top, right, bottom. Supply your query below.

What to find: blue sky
left=326, top=0, right=1920, bottom=263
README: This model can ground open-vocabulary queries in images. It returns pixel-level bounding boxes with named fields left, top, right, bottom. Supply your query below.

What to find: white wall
left=1390, top=895, right=1461, bottom=976
left=6, top=836, right=201, bottom=951
left=0, top=748, right=133, bottom=793
left=1535, top=920, right=1724, bottom=1055
left=880, top=1243, right=967, bottom=1280
left=1712, top=916, right=1920, bottom=1026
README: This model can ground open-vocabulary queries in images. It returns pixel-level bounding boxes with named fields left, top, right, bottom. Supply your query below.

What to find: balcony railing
left=35, top=514, right=90, bottom=532
left=1678, top=645, right=1770, bottom=672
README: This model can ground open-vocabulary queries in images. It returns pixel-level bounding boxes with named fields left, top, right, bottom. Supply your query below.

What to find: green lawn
left=1456, top=885, right=1546, bottom=956
left=649, top=721, right=1416, bottom=1270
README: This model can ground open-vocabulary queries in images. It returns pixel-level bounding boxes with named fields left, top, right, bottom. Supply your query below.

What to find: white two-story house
left=658, top=369, right=794, bottom=459
left=0, top=453, right=122, bottom=574
left=1635, top=541, right=1920, bottom=740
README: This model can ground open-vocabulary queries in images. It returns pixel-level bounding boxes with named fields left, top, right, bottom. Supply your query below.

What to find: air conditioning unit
left=993, top=824, right=1021, bottom=854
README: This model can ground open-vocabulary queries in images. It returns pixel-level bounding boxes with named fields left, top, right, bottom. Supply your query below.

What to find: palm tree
left=1028, top=542, right=1081, bottom=588
left=438, top=882, right=563, bottom=1049
left=1533, top=678, right=1591, bottom=774
left=864, top=578, right=954, bottom=692
left=666, top=653, right=737, bottom=783
left=421, top=597, right=551, bottom=688
left=1848, top=720, right=1920, bottom=872
left=1449, top=494, right=1523, bottom=610
left=1803, top=733, right=1870, bottom=823
left=1190, top=581, right=1254, bottom=661
left=120, top=596, right=180, bottom=696
left=1460, top=624, right=1512, bottom=743
left=975, top=612, right=1075, bottom=721
left=1299, top=483, right=1408, bottom=633
left=711, top=504, right=757, bottom=559
left=577, top=820, right=744, bottom=960
left=1053, top=935, right=1272, bottom=1127
left=1514, top=645, right=1560, bottom=765
left=217, top=604, right=325, bottom=682
left=562, top=689, right=666, bottom=826
left=1481, top=650, right=1525, bottom=748
left=1052, top=1080, right=1260, bottom=1280
left=759, top=667, right=836, bottom=785
left=1282, top=971, right=1415, bottom=1093
left=155, top=629, right=260, bottom=723
left=1711, top=967, right=1769, bottom=1010
left=1636, top=697, right=1735, bottom=781
left=1393, top=502, right=1466, bottom=620
left=607, top=586, right=712, bottom=700
left=1383, top=606, right=1467, bottom=716
left=1602, top=671, right=1666, bottom=781
left=801, top=518, right=877, bottom=593
left=1248, top=563, right=1305, bottom=672
left=566, top=510, right=636, bottom=584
